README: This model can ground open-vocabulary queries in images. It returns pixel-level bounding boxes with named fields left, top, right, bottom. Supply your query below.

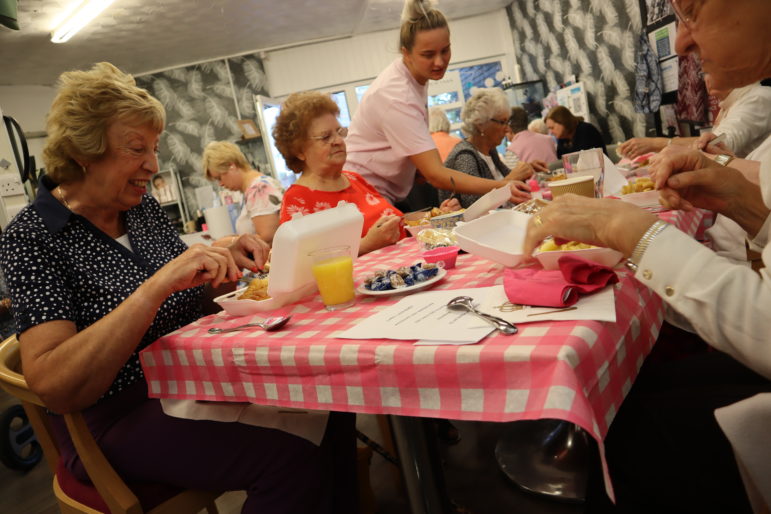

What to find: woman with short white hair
left=440, top=88, right=532, bottom=207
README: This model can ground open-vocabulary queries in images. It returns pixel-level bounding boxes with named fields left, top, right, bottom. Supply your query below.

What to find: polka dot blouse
left=0, top=176, right=202, bottom=401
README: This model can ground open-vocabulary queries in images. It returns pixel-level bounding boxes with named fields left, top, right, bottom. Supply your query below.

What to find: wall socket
left=0, top=173, right=25, bottom=197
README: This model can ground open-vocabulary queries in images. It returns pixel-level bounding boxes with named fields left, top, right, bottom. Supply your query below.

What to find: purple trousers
left=51, top=379, right=359, bottom=514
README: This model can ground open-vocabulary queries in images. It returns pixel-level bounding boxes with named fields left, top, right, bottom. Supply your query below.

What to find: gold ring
left=533, top=215, right=543, bottom=227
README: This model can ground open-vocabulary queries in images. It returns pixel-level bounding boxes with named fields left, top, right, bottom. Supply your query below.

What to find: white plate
left=454, top=210, right=530, bottom=267
left=619, top=190, right=661, bottom=209
left=357, top=268, right=447, bottom=296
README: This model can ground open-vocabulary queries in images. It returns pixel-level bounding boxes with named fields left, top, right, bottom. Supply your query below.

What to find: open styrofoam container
left=215, top=202, right=364, bottom=315
left=462, top=185, right=511, bottom=222
left=533, top=247, right=624, bottom=270
left=454, top=209, right=531, bottom=267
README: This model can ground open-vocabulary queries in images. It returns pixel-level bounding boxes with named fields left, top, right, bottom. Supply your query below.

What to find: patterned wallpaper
left=135, top=53, right=269, bottom=214
left=507, top=0, right=647, bottom=143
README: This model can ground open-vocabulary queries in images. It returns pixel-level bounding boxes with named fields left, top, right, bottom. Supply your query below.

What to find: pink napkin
left=503, top=255, right=619, bottom=307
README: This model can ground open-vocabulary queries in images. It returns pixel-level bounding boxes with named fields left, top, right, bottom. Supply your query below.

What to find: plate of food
left=357, top=264, right=447, bottom=296
left=533, top=238, right=624, bottom=270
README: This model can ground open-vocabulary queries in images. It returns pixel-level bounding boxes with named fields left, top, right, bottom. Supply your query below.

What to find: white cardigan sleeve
left=635, top=223, right=771, bottom=379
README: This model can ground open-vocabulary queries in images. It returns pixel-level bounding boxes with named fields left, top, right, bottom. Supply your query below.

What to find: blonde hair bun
left=401, top=0, right=438, bottom=23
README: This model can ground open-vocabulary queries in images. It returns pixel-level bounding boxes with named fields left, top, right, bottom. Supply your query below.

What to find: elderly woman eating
left=0, top=63, right=357, bottom=514
left=440, top=88, right=536, bottom=208
left=527, top=1, right=771, bottom=511
left=274, top=91, right=459, bottom=254
left=203, top=141, right=284, bottom=244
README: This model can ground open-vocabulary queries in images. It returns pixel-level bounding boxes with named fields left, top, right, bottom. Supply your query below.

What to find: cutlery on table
left=447, top=296, right=518, bottom=335
left=208, top=316, right=291, bottom=334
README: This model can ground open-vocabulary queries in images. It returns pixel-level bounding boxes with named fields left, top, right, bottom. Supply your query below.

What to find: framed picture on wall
left=236, top=119, right=260, bottom=139
left=152, top=171, right=178, bottom=204
left=503, top=80, right=547, bottom=121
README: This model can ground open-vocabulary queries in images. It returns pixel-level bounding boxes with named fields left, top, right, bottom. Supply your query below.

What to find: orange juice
left=311, top=256, right=355, bottom=307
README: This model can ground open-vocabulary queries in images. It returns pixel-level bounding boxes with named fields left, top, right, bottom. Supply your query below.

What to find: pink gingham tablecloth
left=140, top=208, right=706, bottom=443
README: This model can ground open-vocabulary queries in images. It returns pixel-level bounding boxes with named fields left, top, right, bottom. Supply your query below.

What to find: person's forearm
left=720, top=159, right=760, bottom=185
left=422, top=166, right=503, bottom=195
left=725, top=183, right=770, bottom=239
left=22, top=277, right=171, bottom=413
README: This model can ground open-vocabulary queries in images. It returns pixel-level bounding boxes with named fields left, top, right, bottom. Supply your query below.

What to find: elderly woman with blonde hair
left=428, top=107, right=461, bottom=162
left=203, top=141, right=284, bottom=244
left=440, top=88, right=536, bottom=208
left=0, top=62, right=357, bottom=514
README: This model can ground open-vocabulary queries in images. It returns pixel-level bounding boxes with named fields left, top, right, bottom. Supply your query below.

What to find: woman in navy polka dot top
left=0, top=63, right=357, bottom=514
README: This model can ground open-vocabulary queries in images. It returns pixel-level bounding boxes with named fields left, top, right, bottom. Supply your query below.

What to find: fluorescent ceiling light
left=50, top=0, right=116, bottom=44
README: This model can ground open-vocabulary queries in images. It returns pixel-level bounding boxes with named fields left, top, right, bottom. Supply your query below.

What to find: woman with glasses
left=440, top=88, right=533, bottom=208
left=274, top=91, right=431, bottom=255
left=343, top=0, right=533, bottom=211
left=545, top=105, right=607, bottom=158
left=527, top=1, right=771, bottom=512
left=202, top=141, right=284, bottom=244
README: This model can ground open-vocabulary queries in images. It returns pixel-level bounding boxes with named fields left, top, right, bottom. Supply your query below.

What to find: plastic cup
left=309, top=245, right=356, bottom=311
left=422, top=246, right=460, bottom=269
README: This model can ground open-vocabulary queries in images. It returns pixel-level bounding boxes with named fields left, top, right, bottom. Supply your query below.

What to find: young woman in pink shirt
left=344, top=0, right=533, bottom=208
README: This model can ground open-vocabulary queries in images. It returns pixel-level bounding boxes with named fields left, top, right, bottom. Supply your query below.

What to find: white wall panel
left=266, top=9, right=518, bottom=97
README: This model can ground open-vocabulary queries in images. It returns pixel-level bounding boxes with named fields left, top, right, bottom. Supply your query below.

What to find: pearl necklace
left=57, top=186, right=73, bottom=211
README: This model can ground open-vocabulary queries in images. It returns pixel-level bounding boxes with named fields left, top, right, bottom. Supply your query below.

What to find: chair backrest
left=0, top=335, right=220, bottom=514
left=0, top=335, right=61, bottom=475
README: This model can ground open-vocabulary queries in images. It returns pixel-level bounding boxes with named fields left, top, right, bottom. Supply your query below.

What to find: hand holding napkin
left=504, top=255, right=619, bottom=307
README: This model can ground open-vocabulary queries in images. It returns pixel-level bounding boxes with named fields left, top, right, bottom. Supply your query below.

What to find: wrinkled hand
left=362, top=215, right=401, bottom=253
left=508, top=180, right=532, bottom=204
left=153, top=244, right=240, bottom=294
left=506, top=162, right=534, bottom=182
left=522, top=195, right=658, bottom=258
left=658, top=166, right=747, bottom=213
left=618, top=137, right=662, bottom=159
left=214, top=234, right=271, bottom=272
left=529, top=160, right=550, bottom=174
left=440, top=197, right=461, bottom=212
left=694, top=132, right=734, bottom=157
left=648, top=146, right=715, bottom=190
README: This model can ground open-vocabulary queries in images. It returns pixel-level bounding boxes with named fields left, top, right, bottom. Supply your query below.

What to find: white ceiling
left=0, top=0, right=512, bottom=86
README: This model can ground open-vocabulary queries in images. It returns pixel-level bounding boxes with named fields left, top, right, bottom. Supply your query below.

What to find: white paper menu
left=337, top=288, right=495, bottom=343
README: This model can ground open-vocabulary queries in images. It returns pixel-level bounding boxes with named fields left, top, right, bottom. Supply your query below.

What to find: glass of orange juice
left=309, top=245, right=356, bottom=311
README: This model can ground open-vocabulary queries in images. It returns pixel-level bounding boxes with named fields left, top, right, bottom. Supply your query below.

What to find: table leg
left=389, top=415, right=452, bottom=514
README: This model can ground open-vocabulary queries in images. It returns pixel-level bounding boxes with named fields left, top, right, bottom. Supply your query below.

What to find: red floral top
left=279, top=171, right=404, bottom=237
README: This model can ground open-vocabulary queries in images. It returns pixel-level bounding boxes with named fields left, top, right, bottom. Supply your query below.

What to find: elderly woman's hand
left=507, top=180, right=532, bottom=204
left=360, top=215, right=401, bottom=255
left=522, top=195, right=659, bottom=258
left=694, top=133, right=734, bottom=157
left=152, top=244, right=241, bottom=294
left=439, top=197, right=461, bottom=212
left=618, top=137, right=664, bottom=159
left=529, top=160, right=550, bottom=174
left=648, top=146, right=715, bottom=190
left=506, top=162, right=535, bottom=182
left=230, top=234, right=271, bottom=272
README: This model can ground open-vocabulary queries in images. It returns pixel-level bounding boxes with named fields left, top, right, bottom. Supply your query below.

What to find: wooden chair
left=0, top=335, right=221, bottom=514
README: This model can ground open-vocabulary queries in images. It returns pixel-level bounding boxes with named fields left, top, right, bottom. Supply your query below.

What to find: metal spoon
left=207, top=315, right=291, bottom=334
left=447, top=296, right=518, bottom=335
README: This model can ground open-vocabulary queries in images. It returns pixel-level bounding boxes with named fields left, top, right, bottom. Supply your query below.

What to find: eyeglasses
left=489, top=118, right=509, bottom=126
left=670, top=0, right=701, bottom=30
left=309, top=126, right=348, bottom=145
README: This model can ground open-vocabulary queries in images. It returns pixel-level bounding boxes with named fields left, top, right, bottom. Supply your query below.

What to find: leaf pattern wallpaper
left=508, top=0, right=647, bottom=144
left=135, top=53, right=269, bottom=214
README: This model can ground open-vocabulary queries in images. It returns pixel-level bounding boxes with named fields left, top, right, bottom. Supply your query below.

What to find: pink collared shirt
left=506, top=130, right=558, bottom=164
left=344, top=59, right=437, bottom=203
